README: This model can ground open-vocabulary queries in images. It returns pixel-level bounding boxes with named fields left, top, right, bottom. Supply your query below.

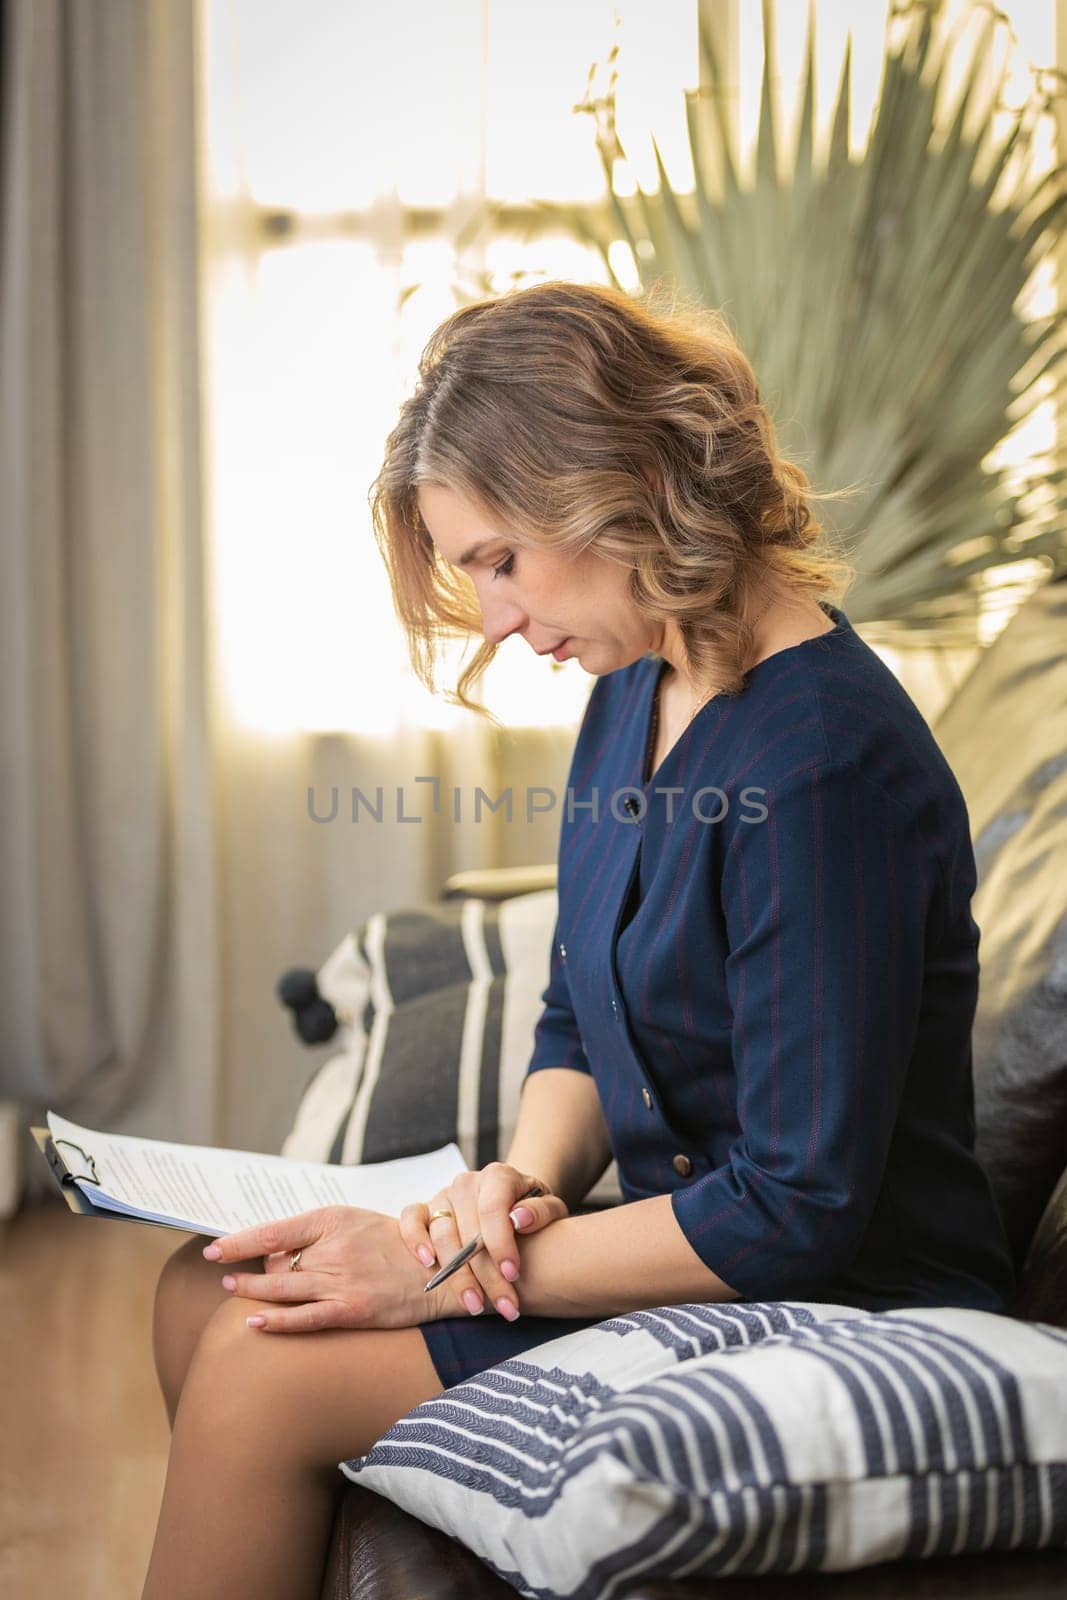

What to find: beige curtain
left=0, top=0, right=220, bottom=1196
left=0, top=0, right=571, bottom=1203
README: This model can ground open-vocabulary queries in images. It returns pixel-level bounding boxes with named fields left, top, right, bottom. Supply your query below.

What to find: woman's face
left=417, top=482, right=660, bottom=673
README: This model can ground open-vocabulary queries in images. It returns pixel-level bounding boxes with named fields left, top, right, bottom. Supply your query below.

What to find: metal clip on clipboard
left=29, top=1127, right=114, bottom=1219
left=50, top=1139, right=100, bottom=1186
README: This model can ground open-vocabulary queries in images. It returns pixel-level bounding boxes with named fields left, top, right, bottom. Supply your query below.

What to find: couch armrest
left=440, top=864, right=557, bottom=901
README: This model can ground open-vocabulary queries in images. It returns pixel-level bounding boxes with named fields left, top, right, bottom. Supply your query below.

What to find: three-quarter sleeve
left=525, top=914, right=594, bottom=1078
left=670, top=759, right=936, bottom=1299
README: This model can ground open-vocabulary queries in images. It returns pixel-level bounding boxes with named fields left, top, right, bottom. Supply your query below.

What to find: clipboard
left=31, top=1114, right=470, bottom=1235
left=29, top=1126, right=171, bottom=1226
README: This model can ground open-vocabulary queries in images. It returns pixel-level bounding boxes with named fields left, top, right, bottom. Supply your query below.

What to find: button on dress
left=419, top=603, right=1016, bottom=1388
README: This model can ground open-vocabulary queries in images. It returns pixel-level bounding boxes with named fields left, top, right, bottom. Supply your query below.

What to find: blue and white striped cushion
left=340, top=1302, right=1067, bottom=1595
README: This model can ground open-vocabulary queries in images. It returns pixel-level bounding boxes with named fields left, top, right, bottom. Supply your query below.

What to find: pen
left=421, top=1184, right=546, bottom=1292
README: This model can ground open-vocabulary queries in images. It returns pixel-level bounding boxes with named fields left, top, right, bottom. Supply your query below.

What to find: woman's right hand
left=398, top=1163, right=569, bottom=1322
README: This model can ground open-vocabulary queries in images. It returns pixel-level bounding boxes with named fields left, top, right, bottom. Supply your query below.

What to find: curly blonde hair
left=370, top=278, right=857, bottom=722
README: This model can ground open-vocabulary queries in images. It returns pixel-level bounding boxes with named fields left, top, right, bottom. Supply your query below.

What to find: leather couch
left=318, top=576, right=1067, bottom=1598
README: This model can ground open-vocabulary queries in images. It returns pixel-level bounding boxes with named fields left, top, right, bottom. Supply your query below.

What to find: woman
left=145, top=281, right=1015, bottom=1597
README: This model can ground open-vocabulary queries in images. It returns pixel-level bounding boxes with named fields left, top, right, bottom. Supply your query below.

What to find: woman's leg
left=152, top=1234, right=268, bottom=1427
left=141, top=1289, right=445, bottom=1600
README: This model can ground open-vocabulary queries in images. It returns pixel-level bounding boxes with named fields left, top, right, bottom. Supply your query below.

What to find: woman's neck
left=654, top=582, right=831, bottom=701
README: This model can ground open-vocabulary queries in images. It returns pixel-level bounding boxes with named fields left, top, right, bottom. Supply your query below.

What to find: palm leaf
left=562, top=0, right=1067, bottom=647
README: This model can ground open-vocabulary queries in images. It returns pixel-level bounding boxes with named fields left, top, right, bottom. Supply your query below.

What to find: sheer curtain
left=0, top=0, right=220, bottom=1199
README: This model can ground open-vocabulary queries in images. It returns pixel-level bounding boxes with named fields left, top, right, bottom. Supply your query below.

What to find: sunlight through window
left=201, top=0, right=699, bottom=734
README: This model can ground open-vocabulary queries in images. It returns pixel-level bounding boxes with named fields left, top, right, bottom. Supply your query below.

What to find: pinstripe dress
left=419, top=603, right=1015, bottom=1388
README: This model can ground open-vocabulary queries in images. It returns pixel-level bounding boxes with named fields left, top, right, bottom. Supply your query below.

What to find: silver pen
left=422, top=1184, right=546, bottom=1292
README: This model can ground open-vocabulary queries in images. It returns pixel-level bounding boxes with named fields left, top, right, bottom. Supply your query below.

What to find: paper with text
left=46, top=1110, right=469, bottom=1236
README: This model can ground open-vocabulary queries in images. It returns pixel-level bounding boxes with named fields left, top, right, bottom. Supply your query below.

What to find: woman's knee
left=156, top=1235, right=264, bottom=1312
left=155, top=1236, right=218, bottom=1337
left=157, top=1233, right=212, bottom=1289
left=180, top=1295, right=445, bottom=1467
left=152, top=1235, right=263, bottom=1419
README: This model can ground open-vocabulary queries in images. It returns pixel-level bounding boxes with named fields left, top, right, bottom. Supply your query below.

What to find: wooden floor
left=0, top=1194, right=188, bottom=1598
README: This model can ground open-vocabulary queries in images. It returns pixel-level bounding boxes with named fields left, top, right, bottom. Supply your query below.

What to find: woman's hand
left=201, top=1204, right=493, bottom=1333
left=398, top=1162, right=570, bottom=1321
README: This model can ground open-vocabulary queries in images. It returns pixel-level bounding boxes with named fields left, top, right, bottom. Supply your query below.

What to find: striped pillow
left=340, top=1302, right=1067, bottom=1592
left=280, top=889, right=623, bottom=1206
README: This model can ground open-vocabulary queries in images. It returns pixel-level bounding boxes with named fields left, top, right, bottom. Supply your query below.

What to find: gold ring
left=427, top=1208, right=454, bottom=1224
left=288, top=1249, right=303, bottom=1271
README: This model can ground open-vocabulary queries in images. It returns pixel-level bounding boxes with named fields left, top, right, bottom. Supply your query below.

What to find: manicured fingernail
left=417, top=1246, right=435, bottom=1267
left=463, top=1289, right=484, bottom=1315
left=221, top=1275, right=236, bottom=1291
left=509, top=1208, right=533, bottom=1229
left=501, top=1259, right=519, bottom=1281
left=496, top=1298, right=519, bottom=1321
left=202, top=1244, right=222, bottom=1260
left=246, top=1316, right=266, bottom=1328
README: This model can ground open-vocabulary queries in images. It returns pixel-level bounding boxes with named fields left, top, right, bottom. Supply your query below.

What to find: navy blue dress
left=419, top=603, right=1015, bottom=1388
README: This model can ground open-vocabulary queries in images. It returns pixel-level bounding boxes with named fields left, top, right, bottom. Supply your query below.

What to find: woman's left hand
left=201, top=1204, right=457, bottom=1333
